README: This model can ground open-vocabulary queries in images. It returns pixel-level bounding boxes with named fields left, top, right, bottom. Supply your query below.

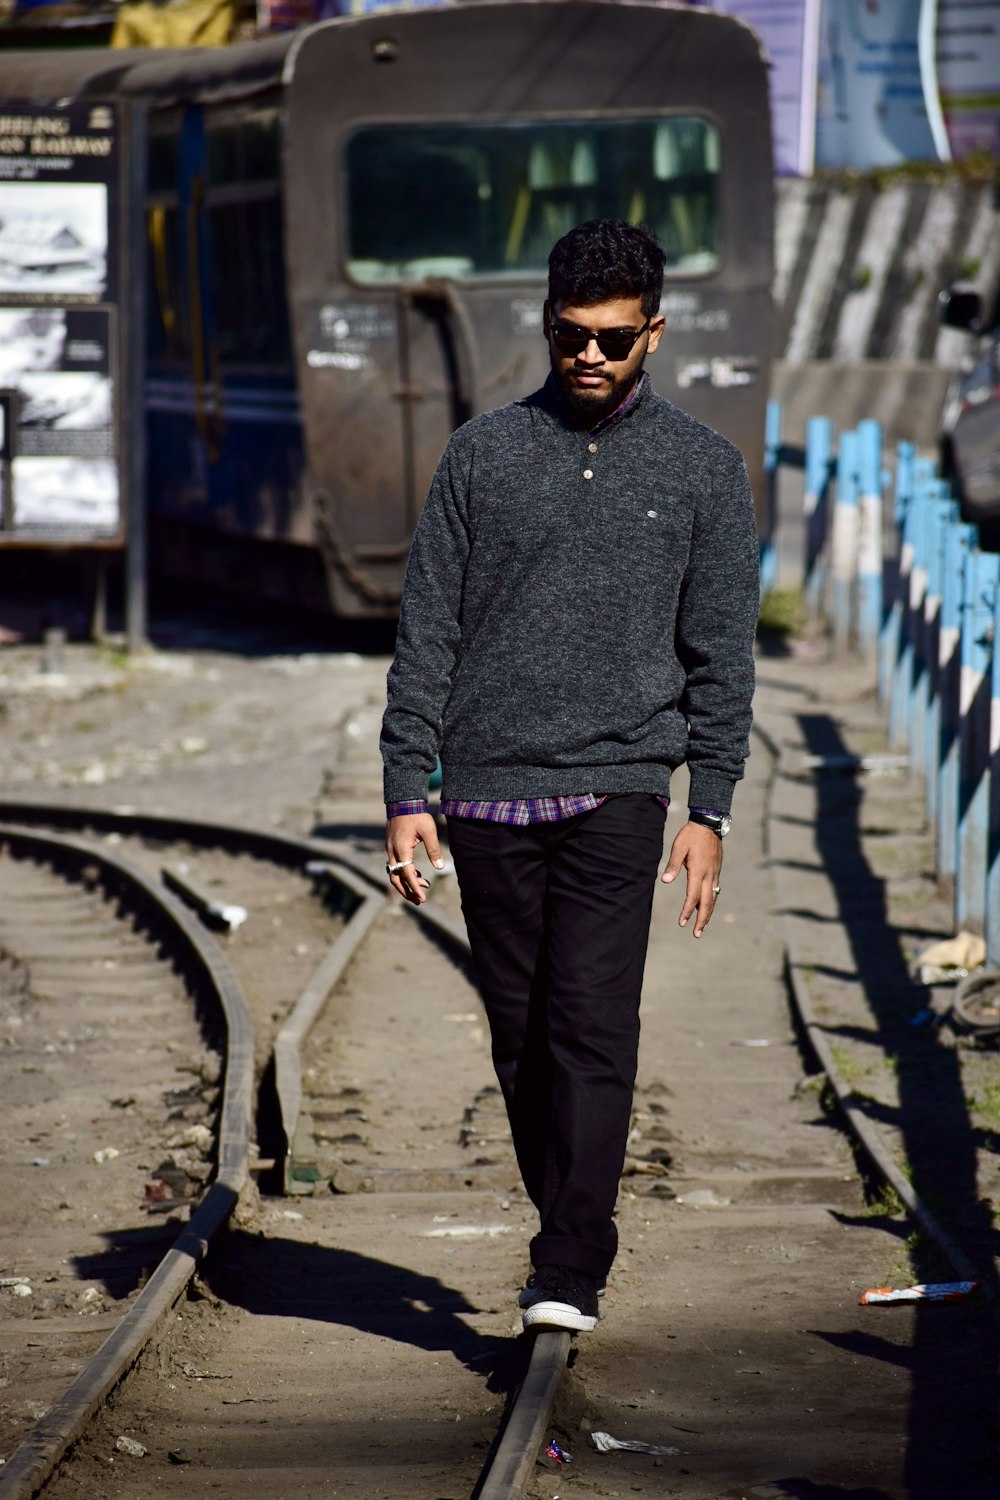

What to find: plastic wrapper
left=545, top=1439, right=572, bottom=1464
left=860, top=1281, right=978, bottom=1306
left=590, top=1430, right=681, bottom=1456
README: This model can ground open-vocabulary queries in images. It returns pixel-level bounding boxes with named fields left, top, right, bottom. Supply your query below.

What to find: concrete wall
left=771, top=177, right=1000, bottom=444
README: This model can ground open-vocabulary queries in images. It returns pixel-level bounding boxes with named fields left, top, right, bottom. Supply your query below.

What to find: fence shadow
left=797, top=710, right=1000, bottom=1500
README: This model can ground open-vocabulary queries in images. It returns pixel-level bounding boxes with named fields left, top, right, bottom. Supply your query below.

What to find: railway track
left=2, top=750, right=990, bottom=1497
left=0, top=803, right=568, bottom=1500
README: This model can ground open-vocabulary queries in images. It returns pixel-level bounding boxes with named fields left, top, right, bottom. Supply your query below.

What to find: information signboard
left=814, top=0, right=950, bottom=169
left=936, top=0, right=1000, bottom=158
left=0, top=100, right=123, bottom=545
left=697, top=0, right=822, bottom=176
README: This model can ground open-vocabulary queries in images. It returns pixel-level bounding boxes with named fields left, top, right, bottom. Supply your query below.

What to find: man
left=381, top=219, right=758, bottom=1334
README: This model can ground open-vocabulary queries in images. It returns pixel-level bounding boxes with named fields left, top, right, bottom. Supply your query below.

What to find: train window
left=345, top=117, right=720, bottom=283
left=206, top=105, right=282, bottom=185
left=148, top=112, right=182, bottom=195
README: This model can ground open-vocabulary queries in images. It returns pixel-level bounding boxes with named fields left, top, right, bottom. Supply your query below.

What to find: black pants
left=447, top=795, right=666, bottom=1279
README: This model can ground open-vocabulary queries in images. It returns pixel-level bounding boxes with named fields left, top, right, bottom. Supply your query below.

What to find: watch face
left=719, top=814, right=732, bottom=838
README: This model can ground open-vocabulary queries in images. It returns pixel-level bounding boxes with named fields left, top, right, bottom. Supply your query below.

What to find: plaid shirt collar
left=587, top=370, right=648, bottom=435
left=539, top=369, right=650, bottom=433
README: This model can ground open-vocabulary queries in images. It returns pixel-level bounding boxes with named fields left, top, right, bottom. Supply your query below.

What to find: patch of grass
left=795, top=1073, right=825, bottom=1097
left=968, top=1082, right=1000, bottom=1126
left=820, top=151, right=999, bottom=189
left=757, top=587, right=806, bottom=640
left=863, top=1181, right=905, bottom=1218
left=99, top=646, right=130, bottom=673
left=830, top=1042, right=870, bottom=1089
left=879, top=1253, right=912, bottom=1285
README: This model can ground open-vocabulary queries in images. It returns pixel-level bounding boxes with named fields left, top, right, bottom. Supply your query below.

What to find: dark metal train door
left=176, top=107, right=223, bottom=475
left=396, top=281, right=480, bottom=536
left=292, top=280, right=536, bottom=617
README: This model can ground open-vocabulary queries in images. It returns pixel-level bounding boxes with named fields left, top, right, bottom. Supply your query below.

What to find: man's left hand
left=661, top=822, right=724, bottom=938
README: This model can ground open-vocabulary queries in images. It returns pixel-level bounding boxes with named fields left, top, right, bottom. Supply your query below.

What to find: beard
left=550, top=353, right=643, bottom=427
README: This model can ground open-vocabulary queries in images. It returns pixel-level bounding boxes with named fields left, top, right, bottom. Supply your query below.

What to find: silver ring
left=386, top=859, right=414, bottom=875
left=712, top=885, right=721, bottom=894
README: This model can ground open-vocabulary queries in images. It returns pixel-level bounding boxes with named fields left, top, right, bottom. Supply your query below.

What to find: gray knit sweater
left=381, top=376, right=759, bottom=814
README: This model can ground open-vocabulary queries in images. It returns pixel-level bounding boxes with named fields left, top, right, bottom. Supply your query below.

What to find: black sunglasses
left=548, top=318, right=651, bottom=360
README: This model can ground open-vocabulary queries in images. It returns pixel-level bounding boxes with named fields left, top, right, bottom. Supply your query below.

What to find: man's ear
left=647, top=315, right=666, bottom=355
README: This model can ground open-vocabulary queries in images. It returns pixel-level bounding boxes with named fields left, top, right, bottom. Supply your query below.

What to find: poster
left=936, top=0, right=1000, bottom=158
left=0, top=101, right=122, bottom=543
left=699, top=0, right=822, bottom=175
left=815, top=0, right=950, bottom=168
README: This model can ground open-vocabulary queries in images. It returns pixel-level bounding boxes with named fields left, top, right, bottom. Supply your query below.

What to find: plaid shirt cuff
left=386, top=800, right=431, bottom=818
left=689, top=806, right=724, bottom=818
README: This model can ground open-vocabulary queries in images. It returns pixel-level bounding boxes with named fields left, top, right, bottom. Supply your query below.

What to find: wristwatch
left=688, top=809, right=732, bottom=838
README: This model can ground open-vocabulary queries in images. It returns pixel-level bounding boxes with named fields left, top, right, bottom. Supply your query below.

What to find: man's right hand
left=385, top=814, right=445, bottom=905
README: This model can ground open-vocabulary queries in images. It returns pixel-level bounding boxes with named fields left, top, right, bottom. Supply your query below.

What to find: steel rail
left=0, top=798, right=469, bottom=950
left=0, top=799, right=570, bottom=1498
left=0, top=822, right=255, bottom=1500
left=275, top=866, right=385, bottom=1191
left=475, top=1332, right=571, bottom=1500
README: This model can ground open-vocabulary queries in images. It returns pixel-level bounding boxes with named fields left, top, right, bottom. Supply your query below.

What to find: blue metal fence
left=764, top=400, right=1000, bottom=969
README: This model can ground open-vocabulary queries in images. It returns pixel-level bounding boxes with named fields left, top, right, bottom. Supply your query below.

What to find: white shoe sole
left=522, top=1299, right=598, bottom=1333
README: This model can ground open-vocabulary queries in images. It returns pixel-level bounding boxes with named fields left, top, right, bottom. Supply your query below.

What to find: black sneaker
left=518, top=1270, right=606, bottom=1307
left=520, top=1265, right=599, bottom=1332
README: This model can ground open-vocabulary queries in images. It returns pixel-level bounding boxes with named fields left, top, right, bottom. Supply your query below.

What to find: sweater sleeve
left=675, top=441, right=759, bottom=814
left=380, top=434, right=472, bottom=803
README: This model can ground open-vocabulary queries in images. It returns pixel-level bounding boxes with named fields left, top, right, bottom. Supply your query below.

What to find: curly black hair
left=548, top=219, right=666, bottom=318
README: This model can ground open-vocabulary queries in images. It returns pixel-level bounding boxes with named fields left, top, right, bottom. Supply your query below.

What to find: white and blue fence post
left=855, top=419, right=883, bottom=660
left=804, top=415, right=833, bottom=614
left=905, top=460, right=939, bottom=760
left=831, top=428, right=859, bottom=653
left=956, top=548, right=999, bottom=936
left=886, top=443, right=916, bottom=740
left=922, top=488, right=954, bottom=840
left=987, top=576, right=1000, bottom=967
left=761, top=399, right=781, bottom=594
left=935, top=516, right=974, bottom=879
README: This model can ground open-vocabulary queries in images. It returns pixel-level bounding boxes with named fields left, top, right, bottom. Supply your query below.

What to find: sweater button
left=588, top=442, right=598, bottom=453
left=583, top=468, right=594, bottom=480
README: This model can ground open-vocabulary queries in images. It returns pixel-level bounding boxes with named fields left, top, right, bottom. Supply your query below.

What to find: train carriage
left=1, top=0, right=773, bottom=616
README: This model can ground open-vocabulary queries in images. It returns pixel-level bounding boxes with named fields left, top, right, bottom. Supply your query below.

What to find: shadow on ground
left=793, top=710, right=1000, bottom=1500
left=200, top=1227, right=527, bottom=1397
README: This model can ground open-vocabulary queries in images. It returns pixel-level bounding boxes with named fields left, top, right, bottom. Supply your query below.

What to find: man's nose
left=577, top=337, right=605, bottom=363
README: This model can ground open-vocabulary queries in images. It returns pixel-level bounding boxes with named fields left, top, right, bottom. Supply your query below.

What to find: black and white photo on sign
left=0, top=308, right=113, bottom=462
left=0, top=308, right=66, bottom=381
left=0, top=183, right=108, bottom=296
left=17, top=373, right=111, bottom=431
left=11, top=456, right=118, bottom=532
left=0, top=308, right=110, bottom=382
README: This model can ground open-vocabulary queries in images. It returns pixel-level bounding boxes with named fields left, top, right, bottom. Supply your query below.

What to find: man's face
left=545, top=295, right=664, bottom=426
